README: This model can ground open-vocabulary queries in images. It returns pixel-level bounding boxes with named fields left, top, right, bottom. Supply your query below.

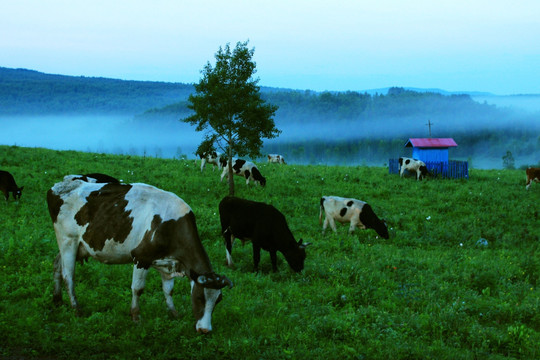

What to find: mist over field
left=0, top=116, right=202, bottom=159
left=1, top=68, right=538, bottom=169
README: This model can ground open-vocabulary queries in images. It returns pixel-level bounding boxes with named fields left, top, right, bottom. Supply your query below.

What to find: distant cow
left=399, top=157, right=429, bottom=181
left=0, top=170, right=23, bottom=201
left=267, top=154, right=286, bottom=164
left=47, top=178, right=232, bottom=333
left=219, top=196, right=309, bottom=272
left=319, top=196, right=389, bottom=239
left=199, top=151, right=222, bottom=172
left=526, top=167, right=540, bottom=190
left=68, top=173, right=120, bottom=184
left=220, top=159, right=266, bottom=186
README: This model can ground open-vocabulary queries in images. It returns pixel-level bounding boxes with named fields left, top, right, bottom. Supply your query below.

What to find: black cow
left=218, top=196, right=309, bottom=272
left=0, top=170, right=23, bottom=201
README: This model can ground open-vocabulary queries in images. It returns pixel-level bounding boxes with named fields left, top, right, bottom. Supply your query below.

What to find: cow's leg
left=416, top=169, right=422, bottom=181
left=399, top=167, right=405, bottom=178
left=348, top=221, right=357, bottom=234
left=328, top=216, right=338, bottom=233
left=223, top=228, right=235, bottom=267
left=160, top=273, right=178, bottom=318
left=269, top=251, right=278, bottom=272
left=244, top=170, right=251, bottom=185
left=130, top=265, right=149, bottom=321
left=52, top=253, right=63, bottom=305
left=220, top=167, right=228, bottom=182
left=57, top=241, right=79, bottom=313
left=322, top=215, right=329, bottom=234
left=252, top=243, right=261, bottom=272
left=200, top=158, right=206, bottom=172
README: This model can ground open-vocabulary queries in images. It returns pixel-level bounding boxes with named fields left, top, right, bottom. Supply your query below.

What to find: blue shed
left=404, top=138, right=458, bottom=163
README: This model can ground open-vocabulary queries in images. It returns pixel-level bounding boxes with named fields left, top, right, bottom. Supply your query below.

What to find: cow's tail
left=319, top=197, right=325, bottom=225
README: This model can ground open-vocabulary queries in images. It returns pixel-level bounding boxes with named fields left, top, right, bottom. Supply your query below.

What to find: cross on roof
left=426, top=119, right=433, bottom=138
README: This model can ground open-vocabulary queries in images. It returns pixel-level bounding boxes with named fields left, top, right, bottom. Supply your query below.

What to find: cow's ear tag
left=298, top=239, right=311, bottom=248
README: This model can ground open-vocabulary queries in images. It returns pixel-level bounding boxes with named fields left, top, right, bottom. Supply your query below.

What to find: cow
left=220, top=158, right=266, bottom=186
left=0, top=170, right=23, bottom=201
left=68, top=173, right=120, bottom=184
left=218, top=196, right=310, bottom=272
left=47, top=178, right=232, bottom=333
left=526, top=167, right=540, bottom=190
left=399, top=157, right=429, bottom=181
left=267, top=154, right=286, bottom=164
left=319, top=196, right=389, bottom=239
left=199, top=151, right=222, bottom=172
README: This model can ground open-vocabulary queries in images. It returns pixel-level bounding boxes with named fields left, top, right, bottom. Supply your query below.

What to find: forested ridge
left=0, top=67, right=193, bottom=114
left=1, top=67, right=538, bottom=167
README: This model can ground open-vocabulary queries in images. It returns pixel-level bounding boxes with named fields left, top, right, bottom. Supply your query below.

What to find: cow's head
left=419, top=165, right=430, bottom=179
left=189, top=270, right=233, bottom=334
left=285, top=239, right=311, bottom=272
left=376, top=219, right=390, bottom=239
left=14, top=186, right=24, bottom=199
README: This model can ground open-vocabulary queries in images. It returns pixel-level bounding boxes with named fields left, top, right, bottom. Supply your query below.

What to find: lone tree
left=183, top=41, right=280, bottom=195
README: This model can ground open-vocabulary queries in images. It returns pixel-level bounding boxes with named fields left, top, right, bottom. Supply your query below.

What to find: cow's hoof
left=168, top=309, right=179, bottom=319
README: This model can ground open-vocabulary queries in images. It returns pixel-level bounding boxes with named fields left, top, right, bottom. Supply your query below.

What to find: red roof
left=405, top=138, right=458, bottom=148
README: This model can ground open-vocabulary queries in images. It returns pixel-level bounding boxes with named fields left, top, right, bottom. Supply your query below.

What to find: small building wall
left=413, top=148, right=449, bottom=163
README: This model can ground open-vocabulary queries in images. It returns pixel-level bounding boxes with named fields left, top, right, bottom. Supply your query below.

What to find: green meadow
left=0, top=145, right=538, bottom=359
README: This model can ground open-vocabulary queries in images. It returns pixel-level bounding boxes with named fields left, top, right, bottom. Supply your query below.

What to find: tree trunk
left=227, top=147, right=235, bottom=196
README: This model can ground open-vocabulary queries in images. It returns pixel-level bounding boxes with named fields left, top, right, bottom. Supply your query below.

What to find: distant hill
left=0, top=67, right=194, bottom=115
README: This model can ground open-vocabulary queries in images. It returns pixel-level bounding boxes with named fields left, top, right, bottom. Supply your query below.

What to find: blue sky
left=1, top=0, right=539, bottom=94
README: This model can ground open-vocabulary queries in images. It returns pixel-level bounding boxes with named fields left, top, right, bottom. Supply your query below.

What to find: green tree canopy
left=182, top=41, right=279, bottom=195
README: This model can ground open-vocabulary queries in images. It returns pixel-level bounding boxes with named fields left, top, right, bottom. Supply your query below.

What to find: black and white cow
left=47, top=178, right=232, bottom=333
left=399, top=157, right=429, bottom=181
left=267, top=154, right=286, bottom=164
left=199, top=151, right=222, bottom=172
left=219, top=196, right=309, bottom=272
left=68, top=173, right=120, bottom=184
left=220, top=158, right=266, bottom=186
left=0, top=170, right=23, bottom=201
left=319, top=196, right=389, bottom=239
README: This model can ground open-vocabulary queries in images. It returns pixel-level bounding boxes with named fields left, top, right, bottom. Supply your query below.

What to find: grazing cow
left=218, top=196, right=309, bottom=272
left=319, top=196, right=389, bottom=239
left=526, top=167, right=540, bottom=190
left=0, top=170, right=23, bottom=201
left=267, top=154, right=286, bottom=164
left=199, top=151, right=222, bottom=172
left=47, top=178, right=232, bottom=333
left=68, top=173, right=120, bottom=184
left=399, top=157, right=429, bottom=181
left=220, top=158, right=266, bottom=186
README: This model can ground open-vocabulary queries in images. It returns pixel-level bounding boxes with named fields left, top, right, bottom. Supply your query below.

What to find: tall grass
left=0, top=145, right=538, bottom=359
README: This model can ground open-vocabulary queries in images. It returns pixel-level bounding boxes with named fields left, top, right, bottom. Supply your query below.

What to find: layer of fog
left=2, top=111, right=538, bottom=169
left=0, top=116, right=202, bottom=159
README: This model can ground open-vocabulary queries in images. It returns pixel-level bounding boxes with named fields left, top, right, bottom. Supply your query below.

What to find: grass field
left=0, top=145, right=538, bottom=359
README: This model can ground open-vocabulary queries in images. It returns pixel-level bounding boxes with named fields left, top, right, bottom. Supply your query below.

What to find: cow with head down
left=220, top=158, right=266, bottom=186
left=47, top=177, right=232, bottom=333
left=219, top=196, right=310, bottom=272
left=319, top=196, right=389, bottom=239
left=0, top=170, right=23, bottom=201
left=399, top=157, right=429, bottom=181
